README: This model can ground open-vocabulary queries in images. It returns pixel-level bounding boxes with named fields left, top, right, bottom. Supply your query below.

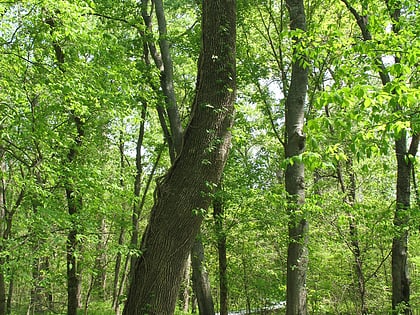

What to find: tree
left=122, top=0, right=236, bottom=313
left=284, top=0, right=309, bottom=314
left=339, top=0, right=419, bottom=312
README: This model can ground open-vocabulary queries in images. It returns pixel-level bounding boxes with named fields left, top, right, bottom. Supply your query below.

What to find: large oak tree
left=122, top=0, right=236, bottom=313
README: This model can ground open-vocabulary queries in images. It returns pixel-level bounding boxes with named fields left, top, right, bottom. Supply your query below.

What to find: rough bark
left=122, top=0, right=236, bottom=312
left=191, top=237, right=215, bottom=315
left=284, top=1, right=308, bottom=314
left=214, top=195, right=228, bottom=315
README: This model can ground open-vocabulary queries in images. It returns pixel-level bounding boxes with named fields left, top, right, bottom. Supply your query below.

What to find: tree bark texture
left=284, top=1, right=308, bottom=315
left=191, top=237, right=215, bottom=315
left=122, top=0, right=236, bottom=313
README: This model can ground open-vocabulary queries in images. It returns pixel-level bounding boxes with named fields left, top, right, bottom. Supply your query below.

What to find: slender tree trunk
left=337, top=161, right=367, bottom=315
left=45, top=16, right=85, bottom=315
left=112, top=228, right=125, bottom=310
left=0, top=153, right=6, bottom=315
left=181, top=254, right=192, bottom=312
left=113, top=132, right=128, bottom=310
left=122, top=0, right=236, bottom=312
left=141, top=0, right=183, bottom=162
left=0, top=259, right=5, bottom=315
left=129, top=104, right=146, bottom=279
left=284, top=1, right=309, bottom=314
left=340, top=2, right=419, bottom=312
left=191, top=237, right=215, bottom=315
left=154, top=0, right=183, bottom=154
left=214, top=195, right=228, bottom=315
left=392, top=133, right=418, bottom=314
left=5, top=279, right=11, bottom=315
left=65, top=118, right=84, bottom=315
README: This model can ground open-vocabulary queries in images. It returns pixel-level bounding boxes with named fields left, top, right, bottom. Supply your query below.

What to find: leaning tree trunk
left=122, top=0, right=236, bottom=313
left=284, top=1, right=309, bottom=315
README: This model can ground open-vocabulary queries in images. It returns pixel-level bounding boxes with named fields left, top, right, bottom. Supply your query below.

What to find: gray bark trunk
left=122, top=0, right=236, bottom=312
left=284, top=1, right=308, bottom=314
left=191, top=237, right=215, bottom=315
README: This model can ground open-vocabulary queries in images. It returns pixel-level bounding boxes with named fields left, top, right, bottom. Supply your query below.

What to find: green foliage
left=0, top=0, right=419, bottom=313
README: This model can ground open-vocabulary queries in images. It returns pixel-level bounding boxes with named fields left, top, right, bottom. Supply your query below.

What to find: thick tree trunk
left=214, top=196, right=228, bottom=315
left=191, top=237, right=215, bottom=315
left=284, top=1, right=308, bottom=315
left=122, top=0, right=236, bottom=312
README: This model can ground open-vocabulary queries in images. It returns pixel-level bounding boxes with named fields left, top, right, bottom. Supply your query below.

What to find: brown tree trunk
left=392, top=133, right=418, bottom=314
left=337, top=161, right=367, bottom=314
left=214, top=195, right=228, bottom=315
left=45, top=16, right=84, bottom=315
left=340, top=2, right=419, bottom=312
left=129, top=104, right=146, bottom=279
left=122, top=0, right=236, bottom=312
left=65, top=117, right=84, bottom=315
left=284, top=1, right=309, bottom=315
left=191, top=237, right=215, bottom=315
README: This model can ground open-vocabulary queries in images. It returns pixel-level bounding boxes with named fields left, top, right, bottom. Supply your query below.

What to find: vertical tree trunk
left=0, top=259, right=5, bottom=315
left=392, top=133, right=418, bottom=314
left=0, top=152, right=6, bottom=315
left=112, top=228, right=125, bottom=310
left=284, top=1, right=308, bottom=315
left=129, top=104, right=146, bottom=279
left=340, top=2, right=419, bottom=312
left=113, top=134, right=127, bottom=310
left=122, top=0, right=236, bottom=312
left=181, top=254, right=192, bottom=312
left=214, top=195, right=228, bottom=315
left=45, top=16, right=84, bottom=315
left=337, top=161, right=367, bottom=314
left=191, top=237, right=215, bottom=315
